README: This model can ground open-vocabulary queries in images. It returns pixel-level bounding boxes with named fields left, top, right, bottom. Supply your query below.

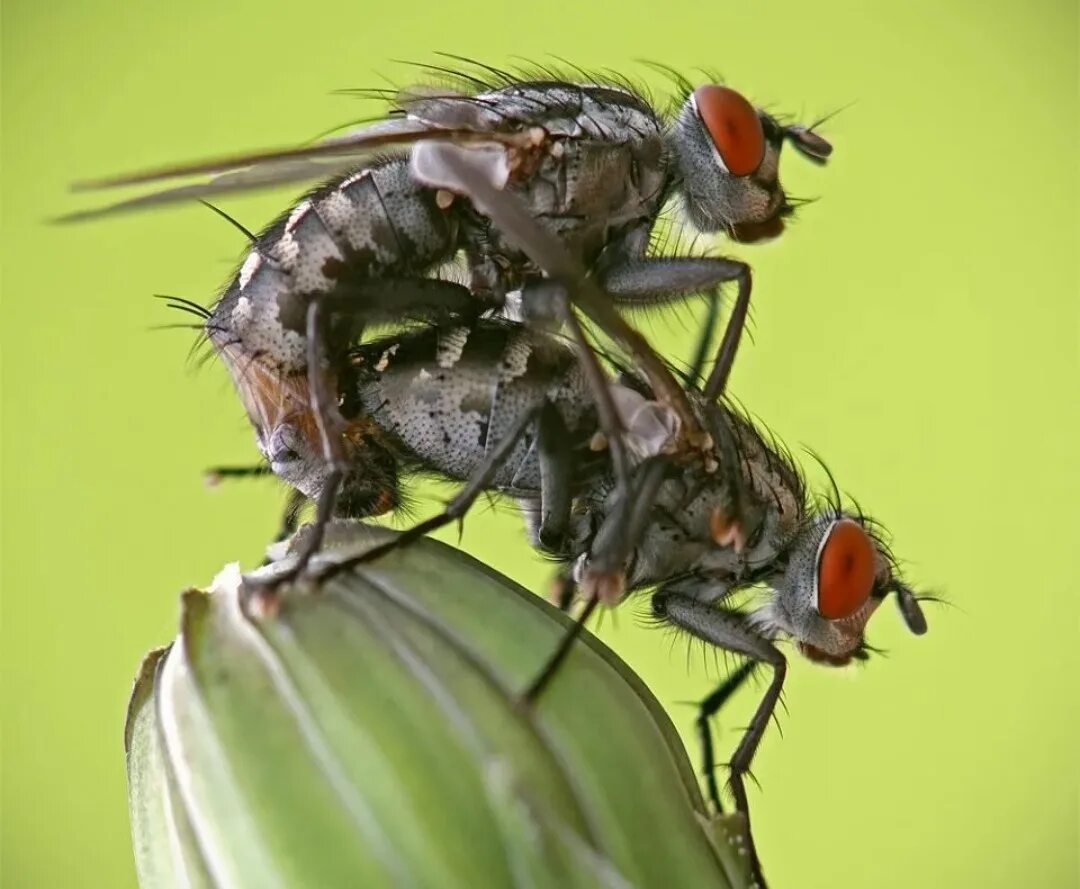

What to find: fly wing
left=59, top=157, right=368, bottom=222
left=58, top=108, right=534, bottom=223
left=60, top=78, right=659, bottom=223
left=71, top=117, right=430, bottom=192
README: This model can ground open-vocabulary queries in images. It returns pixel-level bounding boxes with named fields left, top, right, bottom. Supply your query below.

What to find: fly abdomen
left=352, top=323, right=593, bottom=493
left=207, top=158, right=458, bottom=379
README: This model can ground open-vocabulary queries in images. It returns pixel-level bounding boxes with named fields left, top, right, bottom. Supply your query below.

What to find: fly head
left=670, top=85, right=833, bottom=243
left=754, top=512, right=927, bottom=665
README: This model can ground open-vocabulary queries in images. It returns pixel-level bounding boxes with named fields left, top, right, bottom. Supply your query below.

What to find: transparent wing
left=59, top=102, right=543, bottom=223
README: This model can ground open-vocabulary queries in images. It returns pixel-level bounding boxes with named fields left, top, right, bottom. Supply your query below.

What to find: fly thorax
left=616, top=475, right=739, bottom=590
left=743, top=458, right=802, bottom=539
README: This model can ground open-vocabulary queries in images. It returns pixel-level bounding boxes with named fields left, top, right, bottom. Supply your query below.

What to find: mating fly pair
left=231, top=310, right=928, bottom=887
left=67, top=59, right=832, bottom=593
left=66, top=60, right=926, bottom=886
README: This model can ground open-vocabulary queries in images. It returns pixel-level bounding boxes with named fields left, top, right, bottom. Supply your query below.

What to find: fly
left=217, top=312, right=927, bottom=889
left=63, top=59, right=832, bottom=585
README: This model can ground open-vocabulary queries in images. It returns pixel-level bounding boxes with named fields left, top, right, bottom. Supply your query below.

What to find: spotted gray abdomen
left=206, top=158, right=456, bottom=377
left=355, top=324, right=593, bottom=493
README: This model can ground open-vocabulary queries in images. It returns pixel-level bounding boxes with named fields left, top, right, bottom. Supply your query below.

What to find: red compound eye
left=692, top=85, right=766, bottom=177
left=816, top=519, right=876, bottom=620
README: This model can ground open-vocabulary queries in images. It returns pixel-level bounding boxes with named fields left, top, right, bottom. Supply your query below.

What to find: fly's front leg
left=316, top=406, right=543, bottom=581
left=652, top=591, right=786, bottom=887
left=581, top=455, right=670, bottom=594
left=600, top=256, right=752, bottom=401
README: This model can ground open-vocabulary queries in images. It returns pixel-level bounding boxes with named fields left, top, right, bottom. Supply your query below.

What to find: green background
left=2, top=1, right=1077, bottom=886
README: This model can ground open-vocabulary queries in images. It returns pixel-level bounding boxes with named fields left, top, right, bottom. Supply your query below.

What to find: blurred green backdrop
left=2, top=0, right=1077, bottom=886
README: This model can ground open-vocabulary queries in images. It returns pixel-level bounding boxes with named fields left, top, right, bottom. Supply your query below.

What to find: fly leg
left=198, top=463, right=309, bottom=563
left=534, top=402, right=574, bottom=551
left=522, top=456, right=672, bottom=703
left=421, top=146, right=703, bottom=447
left=257, top=489, right=309, bottom=566
left=272, top=488, right=308, bottom=546
left=652, top=591, right=786, bottom=888
left=545, top=285, right=634, bottom=601
left=552, top=252, right=757, bottom=588
left=581, top=455, right=672, bottom=594
left=420, top=148, right=729, bottom=577
left=246, top=277, right=479, bottom=592
left=203, top=464, right=272, bottom=483
left=256, top=293, right=351, bottom=589
left=548, top=566, right=577, bottom=612
left=608, top=253, right=759, bottom=549
left=316, top=406, right=545, bottom=579
left=599, top=256, right=752, bottom=401
left=520, top=596, right=600, bottom=702
left=696, top=660, right=758, bottom=813
left=343, top=277, right=478, bottom=327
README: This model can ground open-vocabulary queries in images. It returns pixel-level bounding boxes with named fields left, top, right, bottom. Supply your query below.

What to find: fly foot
left=580, top=568, right=626, bottom=606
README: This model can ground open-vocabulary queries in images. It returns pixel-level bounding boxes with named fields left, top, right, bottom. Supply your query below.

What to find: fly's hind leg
left=255, top=293, right=351, bottom=589
left=315, top=405, right=545, bottom=580
left=518, top=279, right=634, bottom=602
left=247, top=277, right=478, bottom=592
left=272, top=488, right=308, bottom=546
left=418, top=147, right=699, bottom=507
left=198, top=463, right=308, bottom=565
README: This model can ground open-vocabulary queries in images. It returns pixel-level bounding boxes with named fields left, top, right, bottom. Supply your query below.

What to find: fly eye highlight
left=692, top=85, right=766, bottom=177
left=815, top=518, right=876, bottom=620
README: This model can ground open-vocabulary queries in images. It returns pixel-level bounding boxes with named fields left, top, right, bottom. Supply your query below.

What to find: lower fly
left=213, top=312, right=928, bottom=889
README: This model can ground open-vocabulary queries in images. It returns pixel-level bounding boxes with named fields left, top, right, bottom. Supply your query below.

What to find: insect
left=67, top=60, right=833, bottom=583
left=226, top=314, right=927, bottom=888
